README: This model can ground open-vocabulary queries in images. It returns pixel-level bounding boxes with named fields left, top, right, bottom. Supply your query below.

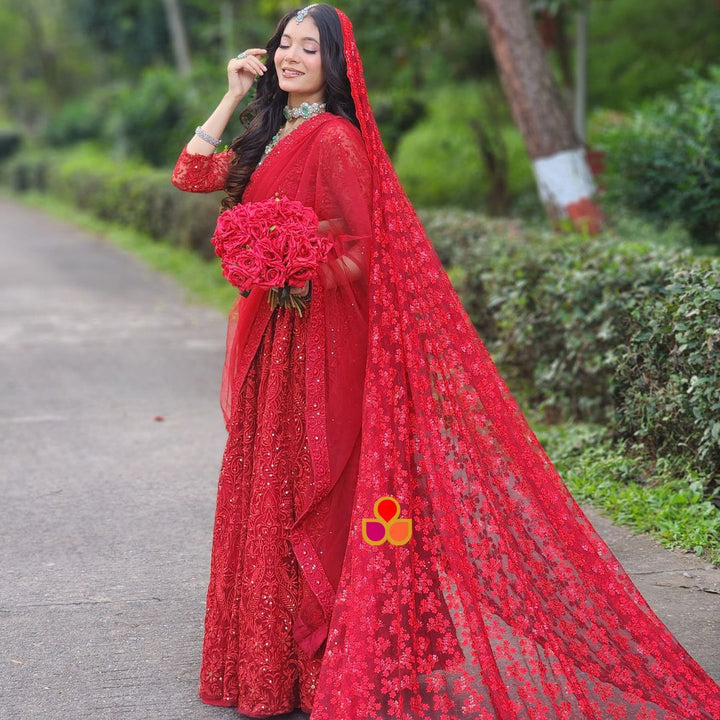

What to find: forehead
left=282, top=17, right=320, bottom=42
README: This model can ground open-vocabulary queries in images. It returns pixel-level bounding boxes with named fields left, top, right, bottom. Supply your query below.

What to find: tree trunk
left=475, top=0, right=602, bottom=233
left=162, top=0, right=192, bottom=77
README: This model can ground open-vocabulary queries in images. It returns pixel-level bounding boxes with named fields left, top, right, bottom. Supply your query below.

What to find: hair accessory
left=296, top=3, right=318, bottom=24
left=283, top=101, right=326, bottom=121
left=194, top=126, right=222, bottom=148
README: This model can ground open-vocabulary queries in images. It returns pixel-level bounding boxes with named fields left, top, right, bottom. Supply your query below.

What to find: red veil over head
left=304, top=8, right=720, bottom=720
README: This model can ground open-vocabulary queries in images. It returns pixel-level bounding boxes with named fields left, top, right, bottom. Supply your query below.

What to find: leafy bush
left=612, top=264, right=720, bottom=478
left=0, top=145, right=221, bottom=258
left=102, top=61, right=231, bottom=167
left=586, top=0, right=720, bottom=110
left=598, top=68, right=720, bottom=245
left=44, top=86, right=118, bottom=147
left=419, top=207, right=720, bottom=487
left=466, top=229, right=683, bottom=423
left=0, top=128, right=21, bottom=161
left=394, top=83, right=535, bottom=212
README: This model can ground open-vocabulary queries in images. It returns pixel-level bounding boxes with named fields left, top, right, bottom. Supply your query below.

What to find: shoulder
left=316, top=115, right=369, bottom=166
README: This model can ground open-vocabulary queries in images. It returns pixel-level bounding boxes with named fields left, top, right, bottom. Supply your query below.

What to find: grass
left=4, top=186, right=720, bottom=566
left=534, top=421, right=720, bottom=565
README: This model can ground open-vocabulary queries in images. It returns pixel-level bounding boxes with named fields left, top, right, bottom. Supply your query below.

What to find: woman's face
left=275, top=16, right=326, bottom=105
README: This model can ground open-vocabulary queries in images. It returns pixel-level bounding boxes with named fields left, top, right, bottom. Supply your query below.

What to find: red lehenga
left=173, top=112, right=372, bottom=716
left=172, top=7, right=720, bottom=719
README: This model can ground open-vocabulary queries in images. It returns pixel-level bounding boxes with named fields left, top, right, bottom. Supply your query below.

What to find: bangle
left=195, top=126, right=222, bottom=147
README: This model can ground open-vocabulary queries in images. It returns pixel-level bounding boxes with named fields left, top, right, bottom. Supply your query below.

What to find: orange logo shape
left=362, top=496, right=412, bottom=546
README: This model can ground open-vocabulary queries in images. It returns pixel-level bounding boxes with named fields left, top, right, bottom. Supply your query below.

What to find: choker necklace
left=283, top=101, right=326, bottom=120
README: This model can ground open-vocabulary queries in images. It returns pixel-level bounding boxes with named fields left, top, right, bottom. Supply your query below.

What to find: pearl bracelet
left=194, top=126, right=222, bottom=147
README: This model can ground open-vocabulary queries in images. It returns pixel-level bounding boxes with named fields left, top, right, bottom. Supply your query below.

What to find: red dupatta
left=303, top=8, right=720, bottom=720
left=219, top=111, right=373, bottom=658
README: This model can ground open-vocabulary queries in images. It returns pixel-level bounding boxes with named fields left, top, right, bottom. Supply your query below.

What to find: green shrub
left=44, top=87, right=118, bottom=147
left=105, top=61, right=229, bottom=168
left=598, top=68, right=720, bottom=245
left=586, top=0, right=720, bottom=110
left=612, top=264, right=720, bottom=479
left=1, top=145, right=222, bottom=258
left=0, top=128, right=22, bottom=161
left=419, top=207, right=719, bottom=485
left=394, top=83, right=535, bottom=212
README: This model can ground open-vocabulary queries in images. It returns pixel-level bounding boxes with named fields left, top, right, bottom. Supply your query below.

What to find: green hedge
left=419, top=209, right=720, bottom=487
left=597, top=68, right=720, bottom=246
left=3, top=148, right=718, bottom=488
left=0, top=145, right=222, bottom=259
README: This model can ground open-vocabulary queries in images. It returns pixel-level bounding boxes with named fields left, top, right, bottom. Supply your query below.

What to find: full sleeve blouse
left=171, top=146, right=233, bottom=193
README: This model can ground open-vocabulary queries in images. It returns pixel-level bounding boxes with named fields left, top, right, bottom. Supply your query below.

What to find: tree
left=475, top=0, right=602, bottom=232
left=162, top=0, right=192, bottom=77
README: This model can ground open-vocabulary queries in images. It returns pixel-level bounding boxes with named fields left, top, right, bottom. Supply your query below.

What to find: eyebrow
left=281, top=33, right=320, bottom=43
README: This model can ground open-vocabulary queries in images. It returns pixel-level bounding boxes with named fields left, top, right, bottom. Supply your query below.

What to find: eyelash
left=278, top=44, right=317, bottom=54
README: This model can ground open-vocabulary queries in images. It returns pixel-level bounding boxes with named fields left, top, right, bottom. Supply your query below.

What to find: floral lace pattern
left=199, top=305, right=323, bottom=715
left=171, top=146, right=232, bottom=194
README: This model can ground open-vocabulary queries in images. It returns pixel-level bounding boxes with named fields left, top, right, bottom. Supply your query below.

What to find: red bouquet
left=211, top=195, right=332, bottom=315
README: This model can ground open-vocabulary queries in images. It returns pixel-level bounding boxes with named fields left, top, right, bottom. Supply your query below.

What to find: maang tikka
left=296, top=4, right=318, bottom=23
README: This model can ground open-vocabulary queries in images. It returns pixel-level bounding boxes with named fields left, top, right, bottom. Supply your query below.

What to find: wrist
left=224, top=90, right=245, bottom=106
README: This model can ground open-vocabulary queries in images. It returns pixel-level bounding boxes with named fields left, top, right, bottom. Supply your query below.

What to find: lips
left=282, top=68, right=305, bottom=78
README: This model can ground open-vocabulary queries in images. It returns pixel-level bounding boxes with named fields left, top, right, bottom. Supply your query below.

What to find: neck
left=287, top=91, right=325, bottom=108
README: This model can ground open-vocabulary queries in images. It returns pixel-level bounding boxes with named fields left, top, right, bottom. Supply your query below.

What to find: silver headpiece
left=296, top=3, right=318, bottom=24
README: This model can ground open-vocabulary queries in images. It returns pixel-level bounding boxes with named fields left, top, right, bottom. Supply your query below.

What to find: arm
left=171, top=49, right=267, bottom=193
left=315, top=124, right=373, bottom=290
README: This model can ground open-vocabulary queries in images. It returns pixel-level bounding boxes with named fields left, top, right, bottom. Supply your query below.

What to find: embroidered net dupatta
left=309, top=10, right=720, bottom=719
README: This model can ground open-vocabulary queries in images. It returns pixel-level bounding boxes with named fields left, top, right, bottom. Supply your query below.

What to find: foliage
left=537, top=423, right=720, bottom=564
left=0, top=144, right=221, bottom=258
left=597, top=68, right=720, bottom=246
left=586, top=0, right=720, bottom=111
left=612, top=264, right=720, bottom=479
left=0, top=0, right=97, bottom=127
left=418, top=207, right=720, bottom=488
left=0, top=129, right=22, bottom=161
left=394, top=83, right=536, bottom=212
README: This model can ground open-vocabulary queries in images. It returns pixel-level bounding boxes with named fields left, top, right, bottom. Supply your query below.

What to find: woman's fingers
left=233, top=49, right=267, bottom=74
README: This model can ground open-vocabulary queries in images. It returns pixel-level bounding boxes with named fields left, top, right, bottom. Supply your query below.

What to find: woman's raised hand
left=227, top=49, right=267, bottom=99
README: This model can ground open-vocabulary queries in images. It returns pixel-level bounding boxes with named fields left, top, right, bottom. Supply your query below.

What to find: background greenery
left=2, top=0, right=720, bottom=562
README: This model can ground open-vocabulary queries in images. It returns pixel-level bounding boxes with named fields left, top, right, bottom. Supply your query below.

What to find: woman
left=173, top=5, right=720, bottom=719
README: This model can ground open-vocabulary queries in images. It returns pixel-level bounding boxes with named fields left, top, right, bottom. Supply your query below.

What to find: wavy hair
left=221, top=4, right=358, bottom=210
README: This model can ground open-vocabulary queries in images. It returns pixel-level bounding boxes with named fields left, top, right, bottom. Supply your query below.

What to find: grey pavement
left=0, top=197, right=718, bottom=720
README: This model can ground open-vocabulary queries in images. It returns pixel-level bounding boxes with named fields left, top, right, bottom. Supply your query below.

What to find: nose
left=284, top=44, right=300, bottom=63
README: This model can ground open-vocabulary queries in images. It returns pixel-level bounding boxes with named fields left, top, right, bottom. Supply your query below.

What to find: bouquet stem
left=268, top=283, right=309, bottom=317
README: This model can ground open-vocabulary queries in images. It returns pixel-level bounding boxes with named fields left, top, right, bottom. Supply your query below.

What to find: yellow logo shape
left=362, top=496, right=412, bottom=546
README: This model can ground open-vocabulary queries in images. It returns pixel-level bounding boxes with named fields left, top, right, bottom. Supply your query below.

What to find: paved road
left=1, top=197, right=718, bottom=719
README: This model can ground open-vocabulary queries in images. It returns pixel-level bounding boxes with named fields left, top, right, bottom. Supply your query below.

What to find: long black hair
left=222, top=4, right=358, bottom=209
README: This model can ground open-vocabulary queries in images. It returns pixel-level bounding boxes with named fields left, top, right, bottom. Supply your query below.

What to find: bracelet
left=194, top=126, right=222, bottom=147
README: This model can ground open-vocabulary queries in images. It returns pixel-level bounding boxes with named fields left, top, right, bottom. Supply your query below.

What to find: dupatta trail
left=307, top=9, right=720, bottom=720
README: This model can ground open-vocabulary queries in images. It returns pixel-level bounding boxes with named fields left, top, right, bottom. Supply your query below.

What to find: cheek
left=309, top=56, right=325, bottom=84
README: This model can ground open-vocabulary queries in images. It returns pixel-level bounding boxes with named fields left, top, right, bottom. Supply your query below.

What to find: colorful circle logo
left=362, top=496, right=412, bottom=546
